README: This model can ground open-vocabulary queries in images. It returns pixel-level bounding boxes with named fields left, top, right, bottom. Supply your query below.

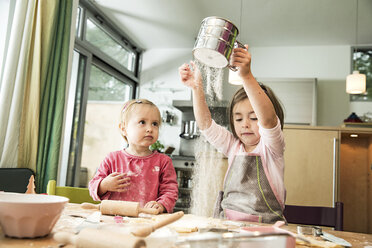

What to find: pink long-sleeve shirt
left=201, top=118, right=286, bottom=208
left=89, top=150, right=178, bottom=213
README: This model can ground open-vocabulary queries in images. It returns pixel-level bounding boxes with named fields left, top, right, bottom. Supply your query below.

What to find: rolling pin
left=81, top=200, right=159, bottom=217
left=131, top=211, right=184, bottom=237
left=54, top=228, right=146, bottom=248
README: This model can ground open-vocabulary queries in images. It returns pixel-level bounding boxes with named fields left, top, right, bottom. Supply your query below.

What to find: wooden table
left=1, top=203, right=372, bottom=248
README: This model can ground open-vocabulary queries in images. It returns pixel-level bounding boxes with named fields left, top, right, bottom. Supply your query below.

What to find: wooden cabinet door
left=340, top=133, right=372, bottom=233
left=283, top=128, right=339, bottom=207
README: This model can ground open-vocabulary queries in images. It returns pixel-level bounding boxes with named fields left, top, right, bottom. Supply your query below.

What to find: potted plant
left=150, top=140, right=164, bottom=153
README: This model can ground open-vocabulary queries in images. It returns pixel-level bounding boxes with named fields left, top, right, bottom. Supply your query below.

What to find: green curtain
left=36, top=0, right=73, bottom=193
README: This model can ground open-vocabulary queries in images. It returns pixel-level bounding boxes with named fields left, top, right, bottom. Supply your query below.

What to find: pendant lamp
left=346, top=70, right=366, bottom=94
left=346, top=0, right=366, bottom=94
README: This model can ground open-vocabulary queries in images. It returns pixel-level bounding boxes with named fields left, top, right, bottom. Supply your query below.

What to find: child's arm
left=231, top=45, right=278, bottom=129
left=89, top=156, right=131, bottom=201
left=178, top=61, right=212, bottom=130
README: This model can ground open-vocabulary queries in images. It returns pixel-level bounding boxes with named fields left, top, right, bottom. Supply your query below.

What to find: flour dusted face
left=232, top=98, right=260, bottom=151
left=123, top=104, right=160, bottom=149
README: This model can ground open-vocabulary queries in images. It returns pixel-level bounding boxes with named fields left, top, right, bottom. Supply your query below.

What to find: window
left=88, top=64, right=132, bottom=101
left=350, top=47, right=372, bottom=101
left=86, top=18, right=136, bottom=72
left=60, top=1, right=142, bottom=187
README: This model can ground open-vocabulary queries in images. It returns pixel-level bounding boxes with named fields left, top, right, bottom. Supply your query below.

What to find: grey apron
left=213, top=155, right=285, bottom=223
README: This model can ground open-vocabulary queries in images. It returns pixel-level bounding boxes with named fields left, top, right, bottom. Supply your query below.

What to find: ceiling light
left=350, top=134, right=358, bottom=138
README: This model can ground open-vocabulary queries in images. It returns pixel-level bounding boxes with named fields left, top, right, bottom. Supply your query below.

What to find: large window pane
left=62, top=1, right=140, bottom=188
left=80, top=65, right=132, bottom=186
left=88, top=65, right=131, bottom=101
left=86, top=18, right=136, bottom=72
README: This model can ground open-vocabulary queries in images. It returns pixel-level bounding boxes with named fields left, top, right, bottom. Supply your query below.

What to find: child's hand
left=231, top=44, right=252, bottom=79
left=144, top=201, right=165, bottom=213
left=100, top=172, right=130, bottom=193
left=178, top=61, right=202, bottom=90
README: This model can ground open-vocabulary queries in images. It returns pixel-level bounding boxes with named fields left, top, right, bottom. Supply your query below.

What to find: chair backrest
left=46, top=180, right=99, bottom=204
left=0, top=168, right=34, bottom=193
left=283, top=202, right=343, bottom=231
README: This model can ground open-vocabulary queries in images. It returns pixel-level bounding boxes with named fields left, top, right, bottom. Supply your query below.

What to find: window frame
left=59, top=0, right=142, bottom=187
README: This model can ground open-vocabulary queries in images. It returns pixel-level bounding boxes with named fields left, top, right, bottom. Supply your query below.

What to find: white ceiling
left=91, top=0, right=372, bottom=50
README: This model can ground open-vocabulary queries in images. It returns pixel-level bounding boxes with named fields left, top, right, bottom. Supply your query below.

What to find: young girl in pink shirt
left=179, top=45, right=285, bottom=223
left=89, top=99, right=178, bottom=213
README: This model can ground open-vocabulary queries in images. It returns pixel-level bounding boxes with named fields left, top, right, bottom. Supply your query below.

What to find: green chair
left=46, top=180, right=99, bottom=204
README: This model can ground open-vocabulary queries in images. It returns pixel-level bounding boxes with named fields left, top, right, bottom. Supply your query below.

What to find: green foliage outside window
left=350, top=48, right=372, bottom=101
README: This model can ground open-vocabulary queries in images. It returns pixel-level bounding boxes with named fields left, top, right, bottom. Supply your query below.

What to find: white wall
left=139, top=45, right=372, bottom=153
left=250, top=45, right=352, bottom=126
left=139, top=49, right=192, bottom=155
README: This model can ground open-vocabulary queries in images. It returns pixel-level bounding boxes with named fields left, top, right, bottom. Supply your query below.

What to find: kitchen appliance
left=180, top=120, right=199, bottom=140
left=193, top=16, right=244, bottom=70
left=172, top=155, right=195, bottom=213
left=173, top=100, right=228, bottom=157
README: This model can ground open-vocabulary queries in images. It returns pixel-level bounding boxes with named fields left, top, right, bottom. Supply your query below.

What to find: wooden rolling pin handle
left=139, top=207, right=160, bottom=215
left=131, top=211, right=184, bottom=237
left=81, top=202, right=100, bottom=210
left=153, top=211, right=184, bottom=229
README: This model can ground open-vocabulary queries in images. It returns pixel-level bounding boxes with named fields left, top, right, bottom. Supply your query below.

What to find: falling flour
left=190, top=137, right=228, bottom=217
left=194, top=60, right=224, bottom=102
left=189, top=61, right=228, bottom=217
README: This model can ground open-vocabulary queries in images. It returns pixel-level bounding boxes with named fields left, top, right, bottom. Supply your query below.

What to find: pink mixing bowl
left=0, top=192, right=68, bottom=238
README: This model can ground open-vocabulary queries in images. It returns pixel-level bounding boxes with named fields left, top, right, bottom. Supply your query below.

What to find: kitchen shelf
left=172, top=100, right=228, bottom=111
left=341, top=122, right=372, bottom=128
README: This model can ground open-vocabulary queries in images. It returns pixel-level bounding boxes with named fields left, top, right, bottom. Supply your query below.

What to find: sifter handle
left=228, top=40, right=247, bottom=72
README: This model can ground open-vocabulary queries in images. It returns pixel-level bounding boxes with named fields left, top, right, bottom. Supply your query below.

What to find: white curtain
left=0, top=0, right=36, bottom=167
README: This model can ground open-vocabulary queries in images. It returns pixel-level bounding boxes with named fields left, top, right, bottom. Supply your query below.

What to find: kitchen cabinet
left=283, top=126, right=338, bottom=207
left=283, top=125, right=372, bottom=234
left=340, top=129, right=372, bottom=234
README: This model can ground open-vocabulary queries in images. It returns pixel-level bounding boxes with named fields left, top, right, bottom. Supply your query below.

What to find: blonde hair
left=120, top=99, right=161, bottom=142
left=229, top=85, right=284, bottom=139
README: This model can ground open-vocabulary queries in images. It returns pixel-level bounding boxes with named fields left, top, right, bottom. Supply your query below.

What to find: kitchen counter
left=1, top=203, right=372, bottom=247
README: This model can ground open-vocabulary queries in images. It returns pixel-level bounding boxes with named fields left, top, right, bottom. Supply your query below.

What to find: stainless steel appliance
left=172, top=155, right=195, bottom=213
left=173, top=100, right=229, bottom=157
